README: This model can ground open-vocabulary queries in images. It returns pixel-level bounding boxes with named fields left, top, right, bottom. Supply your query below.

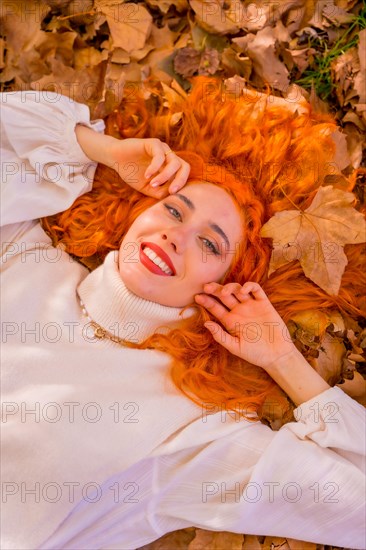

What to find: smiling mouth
left=140, top=244, right=175, bottom=277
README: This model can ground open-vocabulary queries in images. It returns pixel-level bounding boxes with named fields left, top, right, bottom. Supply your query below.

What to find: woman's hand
left=195, top=281, right=332, bottom=406
left=106, top=136, right=191, bottom=198
left=75, top=126, right=190, bottom=198
left=195, top=281, right=297, bottom=372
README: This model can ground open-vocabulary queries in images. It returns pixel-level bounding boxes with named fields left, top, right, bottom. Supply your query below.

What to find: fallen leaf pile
left=1, top=1, right=365, bottom=549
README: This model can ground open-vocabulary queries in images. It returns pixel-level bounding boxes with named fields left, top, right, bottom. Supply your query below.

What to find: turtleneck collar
left=77, top=250, right=196, bottom=344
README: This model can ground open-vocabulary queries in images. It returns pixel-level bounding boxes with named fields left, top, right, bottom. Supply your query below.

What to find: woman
left=1, top=78, right=365, bottom=550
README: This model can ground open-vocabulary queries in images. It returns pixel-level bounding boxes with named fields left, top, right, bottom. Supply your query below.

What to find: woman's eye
left=201, top=238, right=220, bottom=256
left=164, top=203, right=220, bottom=256
left=164, top=204, right=182, bottom=220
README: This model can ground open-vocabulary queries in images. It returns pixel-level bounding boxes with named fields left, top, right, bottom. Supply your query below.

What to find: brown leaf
left=242, top=534, right=262, bottom=549
left=0, top=0, right=49, bottom=56
left=198, top=47, right=220, bottom=76
left=354, top=28, right=366, bottom=103
left=322, top=0, right=355, bottom=26
left=337, top=371, right=366, bottom=406
left=262, top=536, right=290, bottom=550
left=309, top=84, right=331, bottom=114
left=330, top=129, right=351, bottom=171
left=287, top=310, right=346, bottom=385
left=30, top=57, right=105, bottom=108
left=111, top=48, right=131, bottom=64
left=221, top=46, right=252, bottom=79
left=36, top=31, right=77, bottom=65
left=331, top=47, right=359, bottom=108
left=342, top=111, right=366, bottom=132
left=190, top=0, right=242, bottom=35
left=286, top=46, right=317, bottom=73
left=343, top=122, right=364, bottom=169
left=149, top=23, right=178, bottom=50
left=286, top=539, right=317, bottom=550
left=145, top=0, right=188, bottom=14
left=236, top=26, right=290, bottom=91
left=136, top=527, right=196, bottom=549
left=0, top=38, right=5, bottom=69
left=188, top=528, right=244, bottom=549
left=98, top=2, right=153, bottom=53
left=174, top=47, right=201, bottom=78
left=260, top=186, right=366, bottom=295
left=91, top=60, right=126, bottom=119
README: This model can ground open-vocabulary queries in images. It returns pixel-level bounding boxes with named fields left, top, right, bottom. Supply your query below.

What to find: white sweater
left=0, top=91, right=365, bottom=550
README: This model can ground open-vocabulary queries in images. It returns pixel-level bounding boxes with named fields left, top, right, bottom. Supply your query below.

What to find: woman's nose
left=161, top=227, right=188, bottom=253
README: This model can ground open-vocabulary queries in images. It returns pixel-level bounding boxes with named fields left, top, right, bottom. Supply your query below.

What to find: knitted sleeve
left=148, top=386, right=365, bottom=548
left=0, top=91, right=105, bottom=226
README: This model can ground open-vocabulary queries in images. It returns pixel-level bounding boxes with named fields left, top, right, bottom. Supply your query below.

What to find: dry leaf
left=188, top=528, right=244, bottom=549
left=0, top=0, right=48, bottom=55
left=73, top=46, right=108, bottom=70
left=30, top=57, right=105, bottom=107
left=235, top=26, right=290, bottom=91
left=262, top=536, right=290, bottom=549
left=174, top=47, right=201, bottom=78
left=260, top=186, right=366, bottom=295
left=337, top=372, right=366, bottom=406
left=242, top=534, right=262, bottom=549
left=354, top=28, right=366, bottom=103
left=286, top=539, right=317, bottom=550
left=145, top=0, right=188, bottom=13
left=190, top=0, right=242, bottom=35
left=137, top=527, right=195, bottom=549
left=99, top=2, right=153, bottom=53
left=221, top=46, right=252, bottom=79
left=91, top=60, right=126, bottom=119
left=343, top=122, right=364, bottom=169
left=330, top=129, right=351, bottom=171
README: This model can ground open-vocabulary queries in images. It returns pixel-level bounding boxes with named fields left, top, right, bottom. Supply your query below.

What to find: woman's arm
left=0, top=91, right=190, bottom=229
left=263, top=348, right=330, bottom=406
left=146, top=385, right=365, bottom=549
left=75, top=124, right=191, bottom=198
left=0, top=91, right=103, bottom=226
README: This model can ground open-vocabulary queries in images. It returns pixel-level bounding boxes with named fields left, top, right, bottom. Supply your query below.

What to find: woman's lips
left=139, top=244, right=175, bottom=276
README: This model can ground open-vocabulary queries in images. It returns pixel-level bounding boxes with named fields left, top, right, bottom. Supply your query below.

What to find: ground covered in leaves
left=1, top=1, right=365, bottom=549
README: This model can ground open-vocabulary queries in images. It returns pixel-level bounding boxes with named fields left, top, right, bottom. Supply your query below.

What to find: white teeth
left=143, top=247, right=173, bottom=275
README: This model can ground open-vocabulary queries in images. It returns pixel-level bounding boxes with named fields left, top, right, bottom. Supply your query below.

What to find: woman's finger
left=203, top=282, right=244, bottom=310
left=204, top=322, right=239, bottom=355
left=143, top=139, right=169, bottom=179
left=149, top=157, right=182, bottom=187
left=168, top=161, right=191, bottom=193
left=194, top=294, right=230, bottom=321
left=238, top=281, right=268, bottom=301
left=215, top=283, right=242, bottom=309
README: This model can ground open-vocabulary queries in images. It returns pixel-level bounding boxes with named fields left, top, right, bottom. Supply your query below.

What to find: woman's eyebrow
left=175, top=193, right=230, bottom=249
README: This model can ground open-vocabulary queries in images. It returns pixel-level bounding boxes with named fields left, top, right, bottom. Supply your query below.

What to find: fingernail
left=145, top=172, right=151, bottom=179
left=150, top=181, right=160, bottom=187
left=170, top=185, right=179, bottom=193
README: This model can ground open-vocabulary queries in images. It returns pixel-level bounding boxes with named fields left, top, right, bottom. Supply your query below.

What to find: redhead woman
left=1, top=77, right=365, bottom=550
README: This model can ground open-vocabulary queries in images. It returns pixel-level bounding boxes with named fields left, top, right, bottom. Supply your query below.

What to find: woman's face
left=118, top=182, right=244, bottom=307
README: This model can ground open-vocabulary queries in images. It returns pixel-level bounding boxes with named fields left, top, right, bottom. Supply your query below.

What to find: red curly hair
left=42, top=76, right=365, bottom=423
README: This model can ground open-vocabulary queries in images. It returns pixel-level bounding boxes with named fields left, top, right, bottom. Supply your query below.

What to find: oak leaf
left=260, top=186, right=366, bottom=295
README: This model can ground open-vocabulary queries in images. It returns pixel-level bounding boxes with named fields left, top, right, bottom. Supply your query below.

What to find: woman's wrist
left=75, top=124, right=117, bottom=166
left=266, top=348, right=331, bottom=407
